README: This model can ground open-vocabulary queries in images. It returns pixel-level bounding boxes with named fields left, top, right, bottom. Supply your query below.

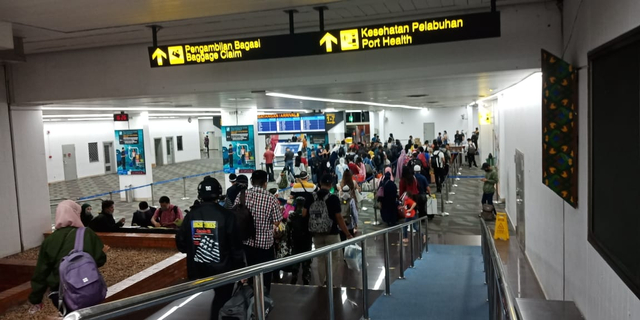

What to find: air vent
left=427, top=101, right=439, bottom=104
left=337, top=91, right=362, bottom=95
left=406, top=94, right=428, bottom=98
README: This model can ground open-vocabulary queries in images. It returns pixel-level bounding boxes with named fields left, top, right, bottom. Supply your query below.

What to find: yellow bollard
left=493, top=212, right=510, bottom=241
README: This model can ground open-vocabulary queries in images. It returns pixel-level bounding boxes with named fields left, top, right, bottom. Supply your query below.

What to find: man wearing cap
left=481, top=163, right=499, bottom=216
left=176, top=176, right=245, bottom=317
left=314, top=174, right=353, bottom=287
left=414, top=164, right=432, bottom=222
left=236, top=170, right=282, bottom=295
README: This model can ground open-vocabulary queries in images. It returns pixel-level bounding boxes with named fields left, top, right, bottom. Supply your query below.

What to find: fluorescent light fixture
left=324, top=108, right=338, bottom=112
left=198, top=117, right=213, bottom=120
left=67, top=118, right=114, bottom=121
left=150, top=113, right=221, bottom=117
left=42, top=114, right=113, bottom=118
left=266, top=92, right=422, bottom=110
left=39, top=106, right=222, bottom=112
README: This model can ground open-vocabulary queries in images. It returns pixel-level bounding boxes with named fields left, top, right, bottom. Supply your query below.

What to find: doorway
left=154, top=138, right=164, bottom=167
left=166, top=137, right=175, bottom=165
left=423, top=122, right=435, bottom=145
left=103, top=142, right=115, bottom=174
left=515, top=149, right=525, bottom=250
left=61, top=144, right=78, bottom=181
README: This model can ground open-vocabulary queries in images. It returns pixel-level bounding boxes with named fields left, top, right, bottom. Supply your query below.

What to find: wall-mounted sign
left=222, top=125, right=255, bottom=174
left=148, top=12, right=500, bottom=68
left=113, top=113, right=129, bottom=121
left=115, top=129, right=146, bottom=175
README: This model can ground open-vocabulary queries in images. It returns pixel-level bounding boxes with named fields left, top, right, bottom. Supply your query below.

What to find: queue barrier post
left=181, top=177, right=190, bottom=200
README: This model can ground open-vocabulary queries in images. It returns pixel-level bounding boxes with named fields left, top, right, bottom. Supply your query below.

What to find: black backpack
left=232, top=191, right=255, bottom=241
left=338, top=146, right=346, bottom=158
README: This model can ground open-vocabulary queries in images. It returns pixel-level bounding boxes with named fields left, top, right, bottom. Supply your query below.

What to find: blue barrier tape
left=77, top=169, right=226, bottom=201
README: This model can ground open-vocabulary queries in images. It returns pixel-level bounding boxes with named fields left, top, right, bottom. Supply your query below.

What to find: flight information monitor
left=257, top=118, right=278, bottom=134
left=257, top=113, right=326, bottom=134
left=277, top=116, right=302, bottom=132
left=301, top=115, right=326, bottom=132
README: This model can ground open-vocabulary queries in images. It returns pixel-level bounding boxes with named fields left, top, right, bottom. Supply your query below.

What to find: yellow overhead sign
left=148, top=12, right=500, bottom=68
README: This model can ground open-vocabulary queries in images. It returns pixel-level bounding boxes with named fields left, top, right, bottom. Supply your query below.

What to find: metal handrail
left=65, top=214, right=430, bottom=320
left=480, top=218, right=520, bottom=320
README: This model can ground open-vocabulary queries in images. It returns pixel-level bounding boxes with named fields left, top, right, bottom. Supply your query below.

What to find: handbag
left=376, top=181, right=386, bottom=198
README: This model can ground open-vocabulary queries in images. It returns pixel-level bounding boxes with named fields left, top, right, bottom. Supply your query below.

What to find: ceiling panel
left=398, top=0, right=417, bottom=11
left=32, top=70, right=538, bottom=116
left=441, top=0, right=456, bottom=6
left=358, top=5, right=378, bottom=16
left=4, top=0, right=546, bottom=54
left=384, top=2, right=405, bottom=13
left=412, top=0, right=431, bottom=10
left=427, top=0, right=443, bottom=8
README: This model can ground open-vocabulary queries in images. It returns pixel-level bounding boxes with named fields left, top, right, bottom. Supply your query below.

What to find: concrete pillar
left=115, top=112, right=153, bottom=201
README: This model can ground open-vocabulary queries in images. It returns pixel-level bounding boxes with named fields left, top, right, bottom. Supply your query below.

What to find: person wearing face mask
left=480, top=163, right=499, bottom=217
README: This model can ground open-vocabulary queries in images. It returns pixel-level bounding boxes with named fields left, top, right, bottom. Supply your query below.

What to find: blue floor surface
left=368, top=244, right=488, bottom=320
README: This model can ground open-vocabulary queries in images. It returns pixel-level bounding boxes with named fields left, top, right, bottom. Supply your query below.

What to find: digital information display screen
left=257, top=113, right=326, bottom=134
left=302, top=115, right=326, bottom=132
left=257, top=118, right=278, bottom=133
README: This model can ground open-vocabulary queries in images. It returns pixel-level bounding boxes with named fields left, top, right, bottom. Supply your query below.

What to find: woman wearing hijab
left=377, top=172, right=399, bottom=226
left=80, top=203, right=94, bottom=227
left=396, top=149, right=407, bottom=181
left=384, top=166, right=395, bottom=182
left=28, top=200, right=107, bottom=315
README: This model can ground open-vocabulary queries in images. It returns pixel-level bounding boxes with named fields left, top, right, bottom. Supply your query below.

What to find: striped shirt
left=235, top=186, right=282, bottom=249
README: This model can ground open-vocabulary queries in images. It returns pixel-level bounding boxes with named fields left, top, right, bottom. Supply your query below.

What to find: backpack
left=409, top=158, right=422, bottom=171
left=431, top=151, right=444, bottom=169
left=308, top=193, right=333, bottom=234
left=365, top=163, right=374, bottom=176
left=340, top=199, right=353, bottom=226
left=338, top=146, right=346, bottom=158
left=232, top=191, right=256, bottom=241
left=468, top=143, right=477, bottom=155
left=278, top=172, right=289, bottom=189
left=219, top=283, right=274, bottom=320
left=58, top=228, right=107, bottom=313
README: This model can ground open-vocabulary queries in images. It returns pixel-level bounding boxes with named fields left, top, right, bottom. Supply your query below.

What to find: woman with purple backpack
left=28, top=200, right=108, bottom=316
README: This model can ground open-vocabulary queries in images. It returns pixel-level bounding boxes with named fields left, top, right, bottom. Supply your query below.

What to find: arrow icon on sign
left=152, top=48, right=167, bottom=66
left=320, top=32, right=338, bottom=52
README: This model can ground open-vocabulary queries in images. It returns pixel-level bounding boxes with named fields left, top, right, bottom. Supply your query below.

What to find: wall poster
left=221, top=125, right=256, bottom=174
left=541, top=49, right=578, bottom=207
left=115, top=129, right=147, bottom=175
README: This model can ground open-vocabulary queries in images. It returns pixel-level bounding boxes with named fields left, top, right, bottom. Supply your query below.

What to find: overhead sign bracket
left=314, top=6, right=328, bottom=32
left=285, top=10, right=298, bottom=35
left=148, top=25, right=163, bottom=47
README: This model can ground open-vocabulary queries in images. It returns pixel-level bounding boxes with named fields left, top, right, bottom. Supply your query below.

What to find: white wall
left=148, top=118, right=201, bottom=165
left=11, top=110, right=51, bottom=251
left=43, top=120, right=115, bottom=182
left=497, top=0, right=640, bottom=317
left=383, top=107, right=469, bottom=145
left=42, top=117, right=202, bottom=183
left=198, top=118, right=221, bottom=150
left=0, top=67, right=21, bottom=258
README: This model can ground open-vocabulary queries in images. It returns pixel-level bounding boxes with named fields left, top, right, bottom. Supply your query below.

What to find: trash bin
left=125, top=185, right=134, bottom=203
left=486, top=154, right=495, bottom=167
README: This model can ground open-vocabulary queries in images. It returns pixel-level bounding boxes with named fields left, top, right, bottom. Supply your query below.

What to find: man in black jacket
left=131, top=201, right=157, bottom=228
left=176, top=176, right=245, bottom=318
left=88, top=200, right=125, bottom=232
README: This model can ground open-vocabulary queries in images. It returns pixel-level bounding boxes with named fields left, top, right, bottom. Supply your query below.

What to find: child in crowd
left=401, top=191, right=417, bottom=243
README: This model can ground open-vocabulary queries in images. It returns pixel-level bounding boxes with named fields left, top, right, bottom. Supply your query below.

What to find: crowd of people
left=28, top=127, right=497, bottom=318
